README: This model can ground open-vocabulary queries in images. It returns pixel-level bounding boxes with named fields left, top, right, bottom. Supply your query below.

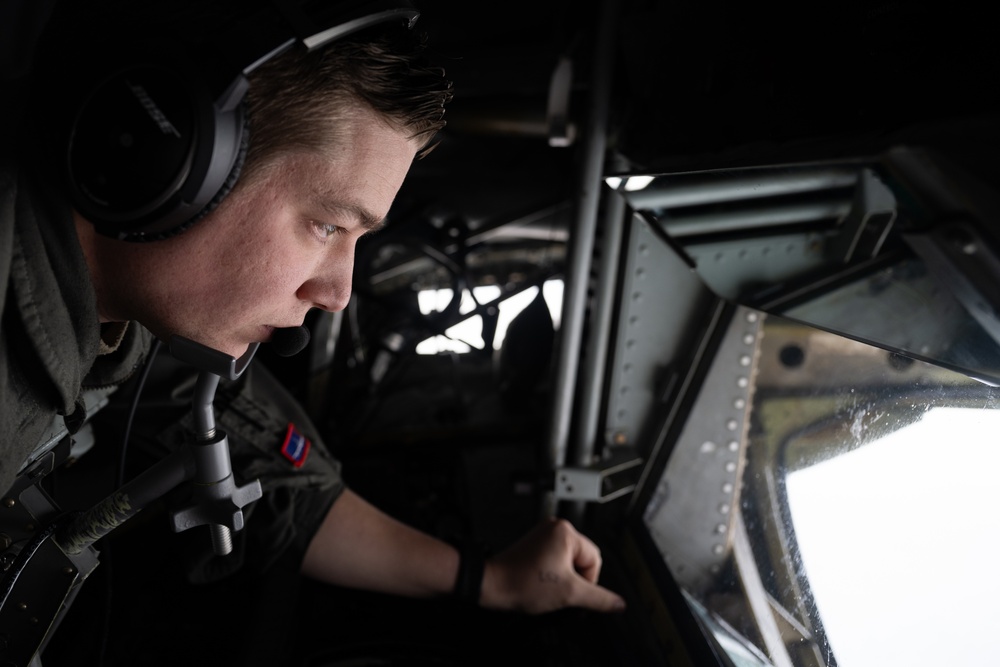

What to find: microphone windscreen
left=270, top=326, right=311, bottom=357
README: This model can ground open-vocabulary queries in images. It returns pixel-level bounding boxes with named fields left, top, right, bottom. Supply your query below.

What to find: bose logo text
left=127, top=82, right=181, bottom=138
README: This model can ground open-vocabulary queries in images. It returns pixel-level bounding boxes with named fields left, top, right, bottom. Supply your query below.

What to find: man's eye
left=312, top=221, right=341, bottom=239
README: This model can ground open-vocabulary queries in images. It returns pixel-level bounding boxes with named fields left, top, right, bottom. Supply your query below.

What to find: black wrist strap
left=452, top=543, right=485, bottom=605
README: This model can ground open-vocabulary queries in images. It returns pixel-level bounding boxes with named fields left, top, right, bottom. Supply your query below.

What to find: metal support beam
left=573, top=184, right=627, bottom=466
left=544, top=0, right=619, bottom=514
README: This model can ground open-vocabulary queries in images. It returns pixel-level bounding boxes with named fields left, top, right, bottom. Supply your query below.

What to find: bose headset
left=51, top=0, right=419, bottom=242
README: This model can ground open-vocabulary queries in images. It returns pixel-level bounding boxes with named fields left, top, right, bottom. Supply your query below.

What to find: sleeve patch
left=280, top=423, right=311, bottom=468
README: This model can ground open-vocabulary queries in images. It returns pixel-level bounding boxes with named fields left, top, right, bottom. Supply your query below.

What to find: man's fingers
left=561, top=519, right=604, bottom=583
left=572, top=538, right=603, bottom=583
left=565, top=529, right=625, bottom=613
left=495, top=517, right=627, bottom=614
left=570, top=578, right=627, bottom=613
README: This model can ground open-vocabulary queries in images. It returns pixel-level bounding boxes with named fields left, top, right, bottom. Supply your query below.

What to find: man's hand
left=480, top=517, right=626, bottom=614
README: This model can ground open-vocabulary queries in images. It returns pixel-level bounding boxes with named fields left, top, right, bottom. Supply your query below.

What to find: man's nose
left=298, top=256, right=354, bottom=313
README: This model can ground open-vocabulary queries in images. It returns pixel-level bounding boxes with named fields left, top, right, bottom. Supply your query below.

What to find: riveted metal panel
left=604, top=213, right=713, bottom=451
left=642, top=306, right=763, bottom=595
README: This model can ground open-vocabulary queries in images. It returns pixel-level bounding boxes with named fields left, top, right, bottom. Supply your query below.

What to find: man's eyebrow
left=312, top=192, right=386, bottom=232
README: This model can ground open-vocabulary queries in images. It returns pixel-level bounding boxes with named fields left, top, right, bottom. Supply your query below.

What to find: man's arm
left=300, top=488, right=460, bottom=598
left=300, top=488, right=626, bottom=614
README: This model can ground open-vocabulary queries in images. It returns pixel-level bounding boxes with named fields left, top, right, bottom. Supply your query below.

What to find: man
left=1, top=1, right=625, bottom=663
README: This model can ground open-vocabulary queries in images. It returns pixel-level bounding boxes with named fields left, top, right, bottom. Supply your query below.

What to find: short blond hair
left=242, top=26, right=453, bottom=183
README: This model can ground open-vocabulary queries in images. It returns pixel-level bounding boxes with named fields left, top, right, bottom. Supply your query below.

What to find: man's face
left=95, top=107, right=420, bottom=359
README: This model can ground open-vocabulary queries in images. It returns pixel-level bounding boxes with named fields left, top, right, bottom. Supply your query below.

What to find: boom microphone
left=270, top=326, right=311, bottom=357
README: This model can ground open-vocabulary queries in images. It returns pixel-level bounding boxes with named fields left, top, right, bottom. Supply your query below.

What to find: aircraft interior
left=3, top=0, right=1000, bottom=665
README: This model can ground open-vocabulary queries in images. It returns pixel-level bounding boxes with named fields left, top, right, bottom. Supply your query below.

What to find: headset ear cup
left=67, top=66, right=197, bottom=227
left=67, top=61, right=248, bottom=242
left=116, top=109, right=249, bottom=242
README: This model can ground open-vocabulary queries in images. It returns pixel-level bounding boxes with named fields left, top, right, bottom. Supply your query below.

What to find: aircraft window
left=641, top=308, right=1000, bottom=667
left=786, top=405, right=1000, bottom=666
left=611, top=147, right=1000, bottom=666
left=415, top=280, right=564, bottom=354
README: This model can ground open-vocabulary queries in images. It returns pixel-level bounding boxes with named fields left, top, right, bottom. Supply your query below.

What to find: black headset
left=60, top=0, right=418, bottom=242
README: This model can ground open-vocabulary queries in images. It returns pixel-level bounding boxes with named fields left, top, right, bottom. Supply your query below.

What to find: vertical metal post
left=574, top=183, right=627, bottom=467
left=544, top=0, right=620, bottom=513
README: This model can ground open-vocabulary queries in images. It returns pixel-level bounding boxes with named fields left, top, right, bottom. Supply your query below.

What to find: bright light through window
left=415, top=280, right=563, bottom=355
left=605, top=175, right=655, bottom=191
left=786, top=407, right=1000, bottom=667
